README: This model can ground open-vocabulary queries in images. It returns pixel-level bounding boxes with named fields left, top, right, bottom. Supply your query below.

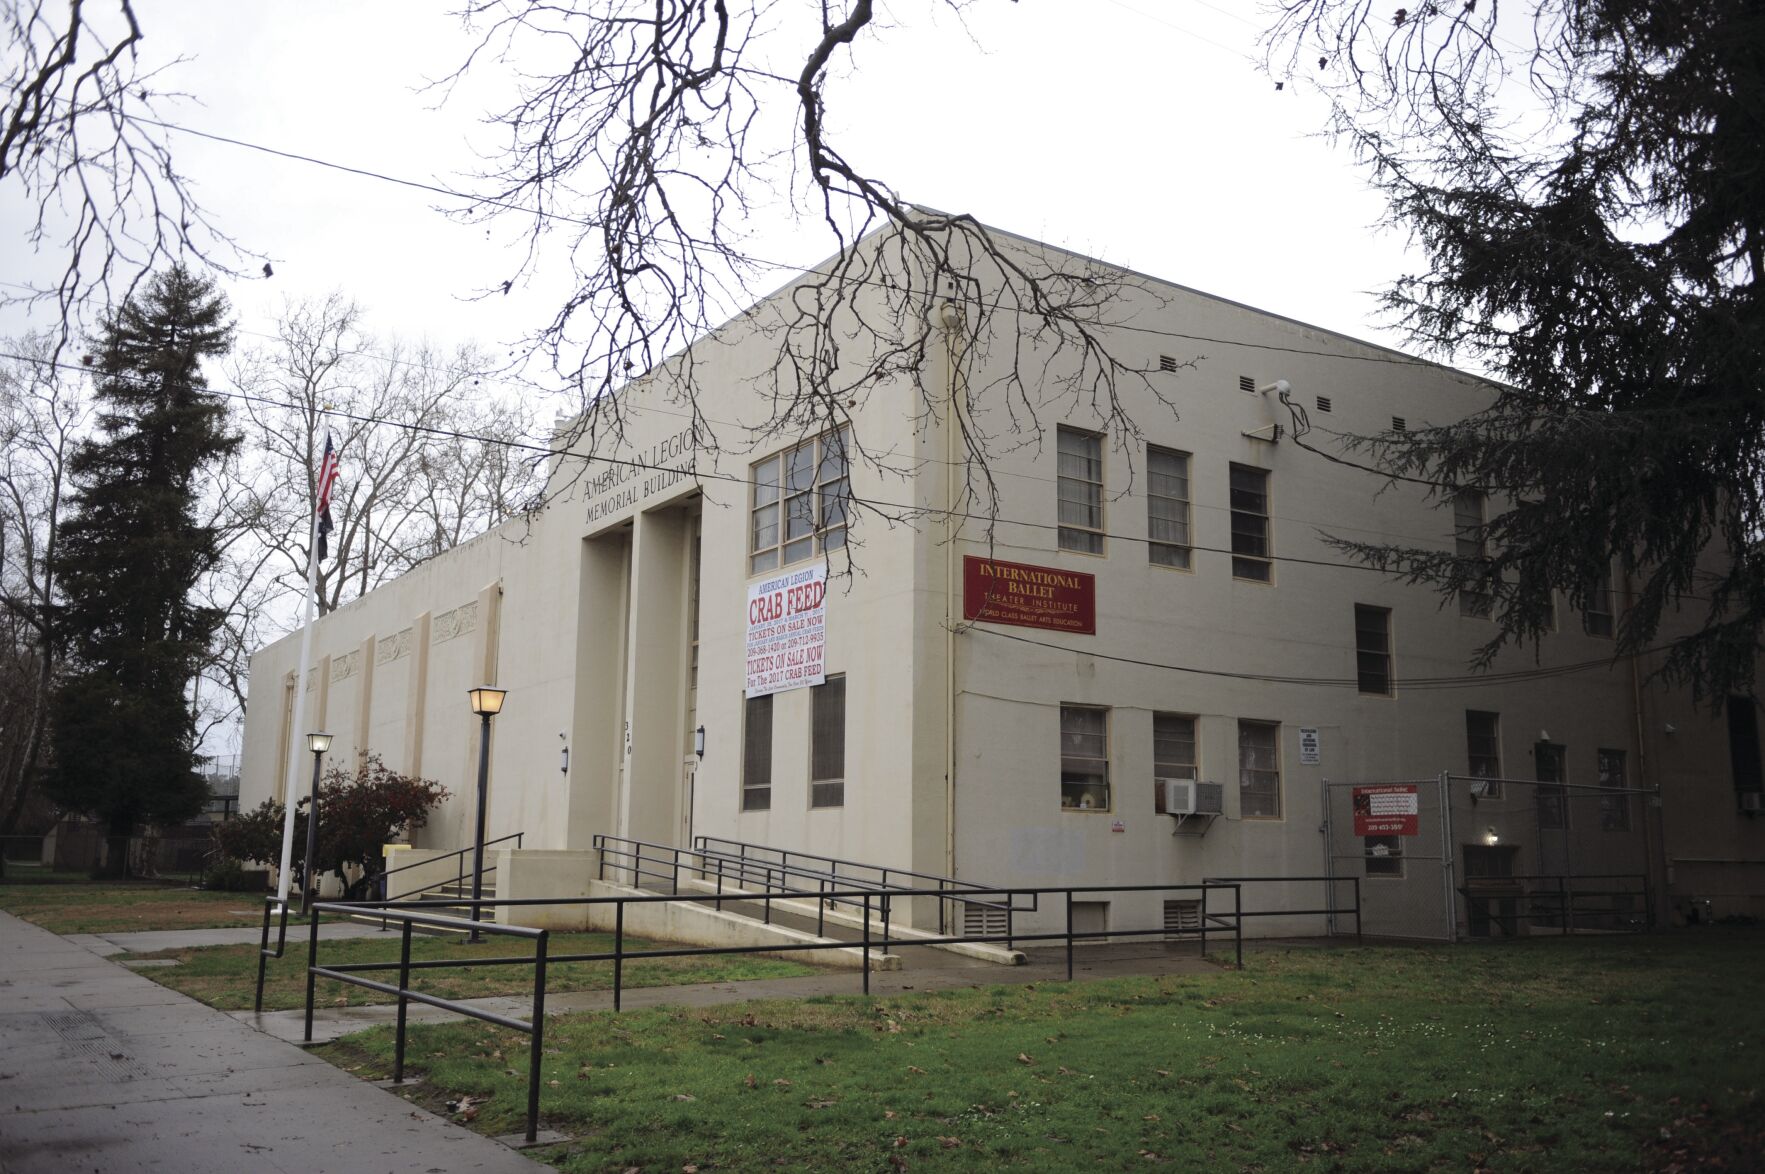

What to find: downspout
left=938, top=299, right=965, bottom=879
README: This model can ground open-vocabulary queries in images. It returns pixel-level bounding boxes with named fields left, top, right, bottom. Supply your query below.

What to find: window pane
left=1238, top=720, right=1281, bottom=818
left=1355, top=605, right=1392, bottom=695
left=1365, top=835, right=1403, bottom=876
left=1153, top=712, right=1197, bottom=813
left=1598, top=748, right=1629, bottom=830
left=1455, top=491, right=1492, bottom=617
left=811, top=677, right=845, bottom=808
left=742, top=694, right=773, bottom=811
left=1060, top=705, right=1110, bottom=810
left=1229, top=465, right=1271, bottom=581
left=817, top=432, right=848, bottom=484
left=1057, top=429, right=1103, bottom=554
left=753, top=457, right=780, bottom=506
left=1535, top=743, right=1566, bottom=829
left=1466, top=711, right=1501, bottom=794
left=1148, top=447, right=1191, bottom=568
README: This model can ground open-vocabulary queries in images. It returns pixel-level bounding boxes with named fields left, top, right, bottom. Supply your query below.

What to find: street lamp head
left=468, top=685, right=508, bottom=717
left=307, top=731, right=333, bottom=754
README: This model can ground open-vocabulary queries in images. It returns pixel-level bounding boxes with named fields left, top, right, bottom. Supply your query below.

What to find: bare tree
left=0, top=333, right=91, bottom=835
left=1, top=0, right=255, bottom=345
left=444, top=1, right=1170, bottom=532
left=224, top=294, right=543, bottom=626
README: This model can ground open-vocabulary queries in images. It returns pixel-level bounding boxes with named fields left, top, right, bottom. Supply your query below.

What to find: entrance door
left=1463, top=844, right=1520, bottom=937
left=679, top=757, right=697, bottom=848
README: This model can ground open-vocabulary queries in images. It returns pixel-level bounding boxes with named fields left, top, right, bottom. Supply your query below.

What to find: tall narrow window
left=1147, top=446, right=1191, bottom=569
left=1152, top=712, right=1198, bottom=814
left=1466, top=710, right=1502, bottom=796
left=1454, top=491, right=1493, bottom=617
left=750, top=430, right=849, bottom=574
left=1057, top=428, right=1104, bottom=554
left=741, top=693, right=773, bottom=811
left=810, top=676, right=846, bottom=808
left=1059, top=705, right=1110, bottom=810
left=1728, top=696, right=1763, bottom=796
left=1364, top=835, right=1403, bottom=877
left=1229, top=465, right=1272, bottom=582
left=1597, top=748, right=1630, bottom=830
left=1584, top=566, right=1615, bottom=637
left=1535, top=742, right=1567, bottom=830
left=1354, top=605, right=1393, bottom=695
left=1238, top=720, right=1281, bottom=818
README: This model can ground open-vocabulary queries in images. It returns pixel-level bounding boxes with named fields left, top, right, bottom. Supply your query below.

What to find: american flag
left=315, top=432, right=340, bottom=562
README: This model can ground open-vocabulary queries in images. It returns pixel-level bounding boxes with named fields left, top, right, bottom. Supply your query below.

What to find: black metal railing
left=1201, top=875, right=1363, bottom=942
left=593, top=833, right=1019, bottom=948
left=377, top=832, right=525, bottom=905
left=1460, top=872, right=1651, bottom=935
left=301, top=880, right=1244, bottom=1144
left=305, top=901, right=550, bottom=1144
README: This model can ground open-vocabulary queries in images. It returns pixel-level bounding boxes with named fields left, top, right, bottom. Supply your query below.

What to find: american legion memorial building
left=240, top=222, right=1763, bottom=942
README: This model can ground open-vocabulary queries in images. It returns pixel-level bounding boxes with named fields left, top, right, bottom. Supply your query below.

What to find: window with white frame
left=810, top=675, right=845, bottom=808
left=1147, top=446, right=1191, bottom=569
left=1466, top=710, right=1503, bottom=797
left=1364, top=834, right=1403, bottom=876
left=1584, top=566, right=1615, bottom=637
left=741, top=693, right=773, bottom=811
left=1229, top=464, right=1272, bottom=582
left=1237, top=720, right=1281, bottom=818
left=1152, top=712, right=1197, bottom=814
left=1597, top=748, right=1630, bottom=830
left=1454, top=490, right=1493, bottom=618
left=1060, top=705, right=1110, bottom=810
left=1057, top=428, right=1104, bottom=554
left=750, top=430, right=849, bottom=574
left=1355, top=605, right=1393, bottom=695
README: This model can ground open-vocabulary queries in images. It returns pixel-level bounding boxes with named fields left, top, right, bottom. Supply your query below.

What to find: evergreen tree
left=47, top=265, right=240, bottom=875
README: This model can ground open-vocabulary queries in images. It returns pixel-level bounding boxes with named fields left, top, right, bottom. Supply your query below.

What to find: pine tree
left=47, top=265, right=240, bottom=875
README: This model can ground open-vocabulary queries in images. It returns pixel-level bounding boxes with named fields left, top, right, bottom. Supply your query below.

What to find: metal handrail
left=377, top=832, right=524, bottom=899
left=1202, top=875, right=1364, bottom=942
left=306, top=880, right=1243, bottom=1145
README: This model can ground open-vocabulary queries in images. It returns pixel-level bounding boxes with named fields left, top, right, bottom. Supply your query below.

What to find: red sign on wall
left=962, top=556, right=1096, bottom=635
left=1352, top=784, right=1420, bottom=836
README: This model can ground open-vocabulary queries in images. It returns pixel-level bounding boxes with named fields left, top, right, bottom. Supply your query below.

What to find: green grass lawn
left=0, top=879, right=270, bottom=933
left=134, top=930, right=821, bottom=1011
left=320, top=931, right=1765, bottom=1172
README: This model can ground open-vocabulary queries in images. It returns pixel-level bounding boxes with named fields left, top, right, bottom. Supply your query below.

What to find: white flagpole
left=274, top=475, right=325, bottom=907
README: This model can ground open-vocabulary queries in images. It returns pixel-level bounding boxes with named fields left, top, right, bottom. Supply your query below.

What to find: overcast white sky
left=4, top=1, right=1420, bottom=375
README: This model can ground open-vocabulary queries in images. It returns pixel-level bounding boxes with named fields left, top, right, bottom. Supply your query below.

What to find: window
left=1584, top=566, right=1615, bottom=637
left=1454, top=490, right=1492, bottom=618
left=1237, top=720, right=1281, bottom=818
left=1057, top=428, right=1104, bottom=554
left=1364, top=835, right=1403, bottom=877
left=741, top=693, right=773, bottom=811
left=1535, top=742, right=1567, bottom=830
left=1147, top=446, right=1191, bottom=569
left=1728, top=696, right=1763, bottom=795
left=1229, top=465, right=1272, bottom=582
left=1059, top=705, right=1110, bottom=810
left=1354, top=605, right=1393, bottom=695
left=1466, top=711, right=1502, bottom=796
left=1597, top=748, right=1630, bottom=831
left=810, top=676, right=845, bottom=808
left=750, top=430, right=849, bottom=574
left=1152, top=712, right=1198, bottom=814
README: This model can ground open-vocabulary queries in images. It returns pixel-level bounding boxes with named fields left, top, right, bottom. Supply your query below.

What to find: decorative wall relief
left=431, top=601, right=478, bottom=644
left=376, top=627, right=413, bottom=664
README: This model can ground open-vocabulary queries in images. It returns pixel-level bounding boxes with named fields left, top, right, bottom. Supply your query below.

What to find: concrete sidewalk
left=67, top=920, right=391, bottom=957
left=0, top=910, right=545, bottom=1174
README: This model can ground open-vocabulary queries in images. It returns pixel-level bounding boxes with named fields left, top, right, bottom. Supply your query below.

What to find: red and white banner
left=1352, top=784, right=1419, bottom=836
left=745, top=564, right=827, bottom=698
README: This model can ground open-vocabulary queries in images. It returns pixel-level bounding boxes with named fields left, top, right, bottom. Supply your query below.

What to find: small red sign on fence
left=1352, top=784, right=1419, bottom=836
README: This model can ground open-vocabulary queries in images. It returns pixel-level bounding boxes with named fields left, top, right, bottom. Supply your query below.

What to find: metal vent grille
left=1316, top=395, right=1333, bottom=413
left=1159, top=354, right=1178, bottom=372
left=963, top=901, right=1009, bottom=938
left=1391, top=415, right=1407, bottom=432
left=1238, top=375, right=1257, bottom=393
left=1164, top=899, right=1202, bottom=936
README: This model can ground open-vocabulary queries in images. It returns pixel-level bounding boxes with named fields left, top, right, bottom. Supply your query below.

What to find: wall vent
left=1316, top=395, right=1333, bottom=413
left=1238, top=375, right=1257, bottom=393
left=962, top=900, right=1010, bottom=938
left=1391, top=415, right=1407, bottom=433
left=1164, top=899, right=1202, bottom=936
left=1159, top=354, right=1178, bottom=372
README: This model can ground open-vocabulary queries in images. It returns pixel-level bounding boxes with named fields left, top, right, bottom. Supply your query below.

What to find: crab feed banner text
left=745, top=564, right=827, bottom=698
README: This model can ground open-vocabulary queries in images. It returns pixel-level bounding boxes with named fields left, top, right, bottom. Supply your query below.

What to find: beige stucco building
left=239, top=224, right=1764, bottom=939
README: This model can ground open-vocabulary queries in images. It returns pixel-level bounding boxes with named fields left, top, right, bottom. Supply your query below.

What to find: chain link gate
left=1325, top=773, right=1658, bottom=941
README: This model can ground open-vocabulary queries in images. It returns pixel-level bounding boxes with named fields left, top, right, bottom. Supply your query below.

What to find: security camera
left=1257, top=379, right=1292, bottom=396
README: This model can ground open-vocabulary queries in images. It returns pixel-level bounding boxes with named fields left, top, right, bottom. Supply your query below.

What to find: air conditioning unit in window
left=1161, top=779, right=1224, bottom=817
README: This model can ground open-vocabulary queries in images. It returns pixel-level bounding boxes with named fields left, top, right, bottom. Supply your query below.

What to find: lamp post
left=466, top=686, right=507, bottom=942
left=301, top=732, right=332, bottom=913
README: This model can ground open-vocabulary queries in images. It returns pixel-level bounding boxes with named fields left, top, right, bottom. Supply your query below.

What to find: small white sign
left=1299, top=727, right=1321, bottom=766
